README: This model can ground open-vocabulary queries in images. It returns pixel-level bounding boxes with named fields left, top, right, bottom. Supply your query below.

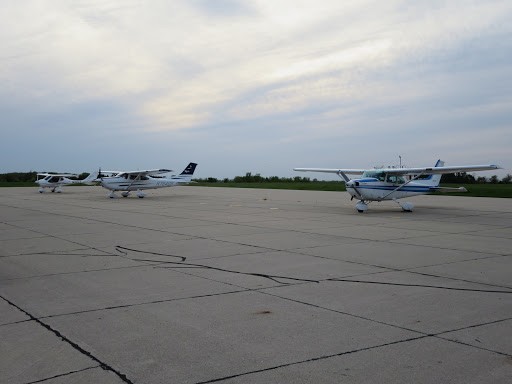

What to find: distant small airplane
left=294, top=160, right=501, bottom=212
left=35, top=172, right=98, bottom=193
left=96, top=162, right=198, bottom=198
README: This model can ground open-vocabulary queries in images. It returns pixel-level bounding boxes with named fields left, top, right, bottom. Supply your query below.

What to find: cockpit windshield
left=362, top=171, right=386, bottom=181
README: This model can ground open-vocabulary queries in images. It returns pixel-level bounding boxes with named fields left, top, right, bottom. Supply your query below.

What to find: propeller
left=96, top=167, right=104, bottom=182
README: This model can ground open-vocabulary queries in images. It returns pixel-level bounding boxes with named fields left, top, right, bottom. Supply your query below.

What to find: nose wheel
left=355, top=201, right=368, bottom=213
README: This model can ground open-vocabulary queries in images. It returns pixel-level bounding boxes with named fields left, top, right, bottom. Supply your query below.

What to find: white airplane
left=294, top=160, right=501, bottom=212
left=97, top=162, right=197, bottom=198
left=35, top=172, right=98, bottom=193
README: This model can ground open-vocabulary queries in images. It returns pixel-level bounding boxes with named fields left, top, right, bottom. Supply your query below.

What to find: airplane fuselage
left=99, top=176, right=178, bottom=191
left=346, top=178, right=431, bottom=201
left=36, top=177, right=76, bottom=192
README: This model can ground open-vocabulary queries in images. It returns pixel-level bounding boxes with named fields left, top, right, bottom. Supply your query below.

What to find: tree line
left=1, top=171, right=510, bottom=184
left=0, top=172, right=90, bottom=182
left=196, top=172, right=512, bottom=184
left=440, top=172, right=511, bottom=184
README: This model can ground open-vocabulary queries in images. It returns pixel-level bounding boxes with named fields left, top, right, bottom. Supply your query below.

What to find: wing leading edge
left=294, top=164, right=500, bottom=176
left=378, top=164, right=501, bottom=176
left=121, top=169, right=173, bottom=176
left=293, top=168, right=365, bottom=175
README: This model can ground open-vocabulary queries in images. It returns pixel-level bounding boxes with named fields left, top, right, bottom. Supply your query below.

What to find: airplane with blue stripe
left=294, top=160, right=500, bottom=212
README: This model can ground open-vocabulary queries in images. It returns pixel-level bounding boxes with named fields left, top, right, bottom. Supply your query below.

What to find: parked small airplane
left=35, top=172, right=98, bottom=193
left=96, top=162, right=198, bottom=198
left=294, top=160, right=501, bottom=212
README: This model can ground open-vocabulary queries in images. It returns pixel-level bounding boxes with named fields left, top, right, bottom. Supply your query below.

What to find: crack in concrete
left=21, top=365, right=99, bottom=384
left=194, top=316, right=512, bottom=384
left=0, top=295, right=135, bottom=384
left=194, top=335, right=430, bottom=384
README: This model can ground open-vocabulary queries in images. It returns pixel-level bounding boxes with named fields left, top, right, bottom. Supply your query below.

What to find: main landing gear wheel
left=109, top=191, right=116, bottom=199
left=400, top=202, right=414, bottom=212
left=392, top=199, right=414, bottom=212
left=136, top=190, right=145, bottom=198
left=121, top=192, right=130, bottom=198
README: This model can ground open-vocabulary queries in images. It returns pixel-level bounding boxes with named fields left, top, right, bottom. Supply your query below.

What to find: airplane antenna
left=399, top=155, right=402, bottom=168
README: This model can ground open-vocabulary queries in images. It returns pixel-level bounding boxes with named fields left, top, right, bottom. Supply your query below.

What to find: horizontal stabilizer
left=429, top=186, right=468, bottom=193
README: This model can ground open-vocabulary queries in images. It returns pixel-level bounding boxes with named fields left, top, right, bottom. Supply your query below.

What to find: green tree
left=501, top=174, right=512, bottom=183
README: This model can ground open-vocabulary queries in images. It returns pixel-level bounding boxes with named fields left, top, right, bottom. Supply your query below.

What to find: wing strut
left=126, top=172, right=143, bottom=190
left=336, top=170, right=350, bottom=183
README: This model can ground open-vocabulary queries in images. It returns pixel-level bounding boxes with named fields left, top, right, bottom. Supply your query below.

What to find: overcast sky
left=1, top=0, right=510, bottom=179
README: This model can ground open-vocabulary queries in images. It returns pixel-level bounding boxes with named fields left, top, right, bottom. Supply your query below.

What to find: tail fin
left=415, top=159, right=444, bottom=186
left=180, top=162, right=197, bottom=176
left=80, top=171, right=100, bottom=184
left=171, top=162, right=197, bottom=183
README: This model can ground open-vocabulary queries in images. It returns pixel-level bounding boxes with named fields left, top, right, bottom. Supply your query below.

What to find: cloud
left=0, top=0, right=510, bottom=176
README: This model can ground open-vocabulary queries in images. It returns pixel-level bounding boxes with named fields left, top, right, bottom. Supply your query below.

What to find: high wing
left=375, top=164, right=501, bottom=176
left=37, top=173, right=78, bottom=177
left=293, top=168, right=365, bottom=175
left=294, top=168, right=365, bottom=183
left=120, top=169, right=172, bottom=176
left=98, top=170, right=122, bottom=177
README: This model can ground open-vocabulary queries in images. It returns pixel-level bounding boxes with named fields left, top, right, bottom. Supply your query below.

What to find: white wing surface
left=293, top=168, right=365, bottom=175
left=380, top=164, right=500, bottom=175
left=122, top=169, right=172, bottom=176
left=37, top=173, right=78, bottom=177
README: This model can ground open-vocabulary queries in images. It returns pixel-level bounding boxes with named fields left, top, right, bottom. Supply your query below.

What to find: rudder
left=170, top=162, right=198, bottom=183
left=180, top=162, right=197, bottom=175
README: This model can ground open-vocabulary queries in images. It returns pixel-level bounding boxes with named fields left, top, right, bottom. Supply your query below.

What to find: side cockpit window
left=386, top=175, right=405, bottom=184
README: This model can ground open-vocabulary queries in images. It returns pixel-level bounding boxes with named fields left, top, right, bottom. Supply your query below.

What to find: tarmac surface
left=1, top=185, right=511, bottom=383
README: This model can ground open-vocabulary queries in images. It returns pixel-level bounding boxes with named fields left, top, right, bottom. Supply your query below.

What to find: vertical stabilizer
left=171, top=162, right=198, bottom=183
left=81, top=171, right=99, bottom=184
left=180, top=163, right=197, bottom=176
